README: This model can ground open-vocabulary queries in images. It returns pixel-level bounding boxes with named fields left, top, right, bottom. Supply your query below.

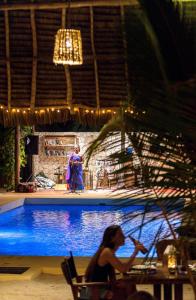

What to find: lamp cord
left=66, top=0, right=71, bottom=29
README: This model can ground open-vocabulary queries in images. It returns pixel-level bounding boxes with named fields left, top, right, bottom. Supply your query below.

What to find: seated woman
left=84, top=225, right=146, bottom=300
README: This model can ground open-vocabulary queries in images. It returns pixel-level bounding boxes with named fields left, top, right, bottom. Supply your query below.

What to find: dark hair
left=85, top=225, right=121, bottom=281
left=100, top=225, right=121, bottom=248
left=127, top=291, right=157, bottom=300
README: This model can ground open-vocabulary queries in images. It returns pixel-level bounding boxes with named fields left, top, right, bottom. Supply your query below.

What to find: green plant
left=20, top=126, right=32, bottom=168
left=0, top=127, right=15, bottom=190
left=0, top=126, right=32, bottom=190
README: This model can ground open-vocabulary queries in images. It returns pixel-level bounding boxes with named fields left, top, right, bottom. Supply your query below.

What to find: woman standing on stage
left=66, top=145, right=84, bottom=192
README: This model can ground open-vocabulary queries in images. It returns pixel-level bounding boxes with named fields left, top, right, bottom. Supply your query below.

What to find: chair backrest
left=61, top=251, right=78, bottom=286
left=61, top=252, right=111, bottom=300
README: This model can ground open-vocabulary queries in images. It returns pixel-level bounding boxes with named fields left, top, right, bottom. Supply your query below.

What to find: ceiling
left=0, top=0, right=195, bottom=127
left=0, top=0, right=139, bottom=126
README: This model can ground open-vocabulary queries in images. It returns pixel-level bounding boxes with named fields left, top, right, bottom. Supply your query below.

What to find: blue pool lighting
left=0, top=204, right=176, bottom=257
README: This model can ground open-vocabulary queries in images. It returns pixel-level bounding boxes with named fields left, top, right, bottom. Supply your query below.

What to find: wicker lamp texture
left=53, top=29, right=83, bottom=65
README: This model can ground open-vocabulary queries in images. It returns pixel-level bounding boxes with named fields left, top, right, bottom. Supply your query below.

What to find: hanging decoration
left=53, top=29, right=83, bottom=65
left=53, top=1, right=83, bottom=65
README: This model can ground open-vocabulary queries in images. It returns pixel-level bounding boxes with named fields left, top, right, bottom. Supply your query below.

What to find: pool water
left=0, top=204, right=173, bottom=257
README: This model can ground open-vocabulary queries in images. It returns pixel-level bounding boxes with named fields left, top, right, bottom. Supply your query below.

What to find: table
left=122, top=268, right=195, bottom=300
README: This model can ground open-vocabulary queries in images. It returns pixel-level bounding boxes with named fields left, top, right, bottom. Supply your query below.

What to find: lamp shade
left=168, top=254, right=177, bottom=269
left=53, top=29, right=83, bottom=65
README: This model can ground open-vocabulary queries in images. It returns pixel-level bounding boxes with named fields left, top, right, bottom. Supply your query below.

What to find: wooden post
left=61, top=8, right=73, bottom=112
left=4, top=0, right=11, bottom=110
left=31, top=125, right=35, bottom=180
left=90, top=7, right=100, bottom=111
left=121, top=106, right=126, bottom=152
left=120, top=6, right=132, bottom=106
left=15, top=125, right=20, bottom=190
left=120, top=109, right=126, bottom=187
left=30, top=7, right=37, bottom=109
left=0, top=1, right=135, bottom=12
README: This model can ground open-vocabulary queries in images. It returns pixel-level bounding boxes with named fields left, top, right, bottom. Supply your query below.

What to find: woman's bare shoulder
left=100, top=247, right=114, bottom=258
left=98, top=247, right=114, bottom=265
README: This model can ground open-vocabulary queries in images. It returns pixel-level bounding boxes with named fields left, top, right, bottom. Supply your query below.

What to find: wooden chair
left=61, top=252, right=111, bottom=300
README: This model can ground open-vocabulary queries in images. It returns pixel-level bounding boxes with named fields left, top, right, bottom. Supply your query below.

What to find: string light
left=0, top=106, right=126, bottom=118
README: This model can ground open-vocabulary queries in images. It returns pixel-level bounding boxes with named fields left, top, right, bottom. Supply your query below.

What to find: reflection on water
left=0, top=204, right=178, bottom=256
left=33, top=211, right=70, bottom=229
left=82, top=211, right=123, bottom=227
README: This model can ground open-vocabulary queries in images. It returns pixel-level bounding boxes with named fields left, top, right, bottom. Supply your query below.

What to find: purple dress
left=66, top=153, right=84, bottom=191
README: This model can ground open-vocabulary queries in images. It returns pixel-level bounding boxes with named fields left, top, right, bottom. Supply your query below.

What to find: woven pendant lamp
left=53, top=1, right=83, bottom=65
left=53, top=29, right=83, bottom=65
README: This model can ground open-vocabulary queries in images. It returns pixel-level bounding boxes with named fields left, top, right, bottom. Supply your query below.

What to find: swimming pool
left=0, top=201, right=175, bottom=257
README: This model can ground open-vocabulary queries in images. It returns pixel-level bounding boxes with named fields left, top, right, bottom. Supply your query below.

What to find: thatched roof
left=0, top=0, right=139, bottom=126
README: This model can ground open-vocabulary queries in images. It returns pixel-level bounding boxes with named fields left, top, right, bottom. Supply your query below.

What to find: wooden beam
left=0, top=1, right=136, bottom=11
left=120, top=5, right=131, bottom=106
left=90, top=7, right=100, bottom=111
left=30, top=8, right=37, bottom=109
left=64, top=66, right=73, bottom=110
left=61, top=8, right=73, bottom=111
left=0, top=54, right=126, bottom=64
left=120, top=7, right=131, bottom=184
left=4, top=0, right=11, bottom=110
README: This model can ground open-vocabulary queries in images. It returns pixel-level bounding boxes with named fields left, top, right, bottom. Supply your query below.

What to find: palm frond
left=85, top=0, right=196, bottom=293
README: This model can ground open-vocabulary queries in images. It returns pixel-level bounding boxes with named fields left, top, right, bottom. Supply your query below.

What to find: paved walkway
left=0, top=187, right=157, bottom=207
left=0, top=188, right=118, bottom=206
left=0, top=274, right=72, bottom=300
